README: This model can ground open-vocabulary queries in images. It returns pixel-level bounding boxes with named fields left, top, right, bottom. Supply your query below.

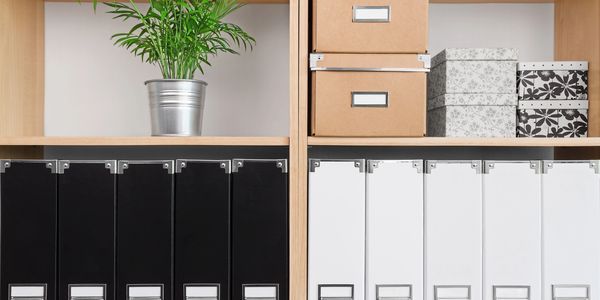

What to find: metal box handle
left=434, top=286, right=471, bottom=300
left=319, top=285, right=354, bottom=300
left=377, top=285, right=412, bottom=300
left=493, top=286, right=530, bottom=300
left=552, top=285, right=590, bottom=300
left=185, top=284, right=219, bottom=300
left=10, top=285, right=46, bottom=300
left=352, top=6, right=390, bottom=23
left=243, top=284, right=278, bottom=300
left=69, top=285, right=106, bottom=300
left=127, top=285, right=163, bottom=300
left=352, top=92, right=389, bottom=107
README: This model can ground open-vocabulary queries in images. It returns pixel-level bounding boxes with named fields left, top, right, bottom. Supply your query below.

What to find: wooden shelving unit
left=2, top=2, right=600, bottom=300
left=0, top=136, right=290, bottom=146
left=308, top=137, right=600, bottom=147
left=46, top=0, right=289, bottom=4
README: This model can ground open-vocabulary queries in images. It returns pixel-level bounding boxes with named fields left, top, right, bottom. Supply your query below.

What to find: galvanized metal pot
left=145, top=79, right=207, bottom=136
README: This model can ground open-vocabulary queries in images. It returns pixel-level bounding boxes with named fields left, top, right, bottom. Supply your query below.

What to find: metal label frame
left=126, top=284, right=164, bottom=300
left=318, top=284, right=354, bottom=300
left=492, top=285, right=530, bottom=300
left=551, top=284, right=590, bottom=300
left=242, top=284, right=279, bottom=300
left=351, top=92, right=389, bottom=108
left=352, top=5, right=391, bottom=23
left=68, top=284, right=107, bottom=300
left=376, top=284, right=412, bottom=300
left=183, top=283, right=220, bottom=300
left=434, top=285, right=471, bottom=300
left=9, top=284, right=48, bottom=300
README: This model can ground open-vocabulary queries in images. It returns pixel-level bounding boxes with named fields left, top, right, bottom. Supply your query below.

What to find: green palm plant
left=87, top=0, right=255, bottom=79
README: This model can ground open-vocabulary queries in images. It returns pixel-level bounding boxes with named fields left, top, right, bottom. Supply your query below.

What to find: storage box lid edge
left=428, top=93, right=519, bottom=110
left=431, top=48, right=519, bottom=68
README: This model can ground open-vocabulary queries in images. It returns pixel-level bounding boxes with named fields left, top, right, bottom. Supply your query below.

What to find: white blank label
left=494, top=287, right=529, bottom=299
left=353, top=7, right=390, bottom=22
left=378, top=286, right=411, bottom=299
left=128, top=286, right=162, bottom=298
left=11, top=286, right=45, bottom=298
left=70, top=286, right=105, bottom=298
left=553, top=286, right=589, bottom=299
left=186, top=286, right=218, bottom=299
left=352, top=93, right=388, bottom=107
left=244, top=286, right=277, bottom=299
left=435, top=286, right=470, bottom=300
left=320, top=286, right=353, bottom=299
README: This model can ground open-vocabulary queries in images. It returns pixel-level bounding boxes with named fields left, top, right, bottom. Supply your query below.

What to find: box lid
left=431, top=48, right=519, bottom=68
left=428, top=94, right=518, bottom=110
left=518, top=61, right=588, bottom=71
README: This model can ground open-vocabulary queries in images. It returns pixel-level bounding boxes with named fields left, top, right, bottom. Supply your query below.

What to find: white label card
left=70, top=286, right=105, bottom=298
left=186, top=286, right=219, bottom=299
left=320, top=286, right=353, bottom=299
left=378, top=286, right=411, bottom=299
left=352, top=93, right=388, bottom=107
left=353, top=7, right=390, bottom=22
left=11, top=286, right=45, bottom=298
left=128, top=286, right=162, bottom=298
left=244, top=286, right=277, bottom=299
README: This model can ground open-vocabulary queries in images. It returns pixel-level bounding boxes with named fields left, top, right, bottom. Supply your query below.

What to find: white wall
left=45, top=3, right=554, bottom=138
left=430, top=4, right=554, bottom=61
left=45, top=3, right=289, bottom=136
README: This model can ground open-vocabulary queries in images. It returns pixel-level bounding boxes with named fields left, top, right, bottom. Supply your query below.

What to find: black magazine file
left=57, top=161, right=117, bottom=300
left=116, top=161, right=174, bottom=300
left=174, top=160, right=231, bottom=300
left=231, top=159, right=289, bottom=300
left=1, top=160, right=58, bottom=300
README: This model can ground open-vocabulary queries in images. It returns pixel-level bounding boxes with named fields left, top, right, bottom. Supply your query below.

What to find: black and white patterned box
left=517, top=61, right=589, bottom=138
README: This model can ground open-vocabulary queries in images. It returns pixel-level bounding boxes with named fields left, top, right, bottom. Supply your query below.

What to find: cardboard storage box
left=517, top=101, right=589, bottom=138
left=517, top=61, right=588, bottom=100
left=311, top=53, right=430, bottom=137
left=428, top=48, right=518, bottom=99
left=427, top=94, right=517, bottom=137
left=312, top=0, right=428, bottom=53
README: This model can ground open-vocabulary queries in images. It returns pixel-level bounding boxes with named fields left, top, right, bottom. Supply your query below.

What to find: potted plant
left=87, top=0, right=255, bottom=136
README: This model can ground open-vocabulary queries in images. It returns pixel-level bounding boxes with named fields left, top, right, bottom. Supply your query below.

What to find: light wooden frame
left=1, top=2, right=600, bottom=300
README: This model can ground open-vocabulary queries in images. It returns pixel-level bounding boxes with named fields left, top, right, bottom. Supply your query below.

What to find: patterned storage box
left=428, top=94, right=517, bottom=137
left=517, top=101, right=589, bottom=138
left=517, top=61, right=588, bottom=100
left=428, top=48, right=519, bottom=99
left=517, top=61, right=589, bottom=138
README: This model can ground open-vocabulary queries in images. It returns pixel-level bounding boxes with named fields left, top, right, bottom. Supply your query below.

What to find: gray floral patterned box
left=428, top=48, right=519, bottom=99
left=517, top=61, right=588, bottom=100
left=427, top=94, right=517, bottom=137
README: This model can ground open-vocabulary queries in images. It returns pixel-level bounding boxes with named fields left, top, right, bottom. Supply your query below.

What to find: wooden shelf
left=45, top=0, right=289, bottom=4
left=47, top=0, right=553, bottom=4
left=0, top=136, right=290, bottom=146
left=430, top=0, right=553, bottom=3
left=308, top=137, right=600, bottom=147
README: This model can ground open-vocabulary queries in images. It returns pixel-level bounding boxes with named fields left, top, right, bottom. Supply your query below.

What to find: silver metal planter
left=145, top=79, right=207, bottom=136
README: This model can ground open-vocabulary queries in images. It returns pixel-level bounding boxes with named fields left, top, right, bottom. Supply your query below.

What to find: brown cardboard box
left=311, top=53, right=428, bottom=137
left=312, top=0, right=428, bottom=53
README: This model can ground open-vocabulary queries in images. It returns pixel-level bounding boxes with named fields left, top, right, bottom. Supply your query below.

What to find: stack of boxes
left=310, top=0, right=430, bottom=137
left=517, top=62, right=589, bottom=138
left=427, top=48, right=519, bottom=138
